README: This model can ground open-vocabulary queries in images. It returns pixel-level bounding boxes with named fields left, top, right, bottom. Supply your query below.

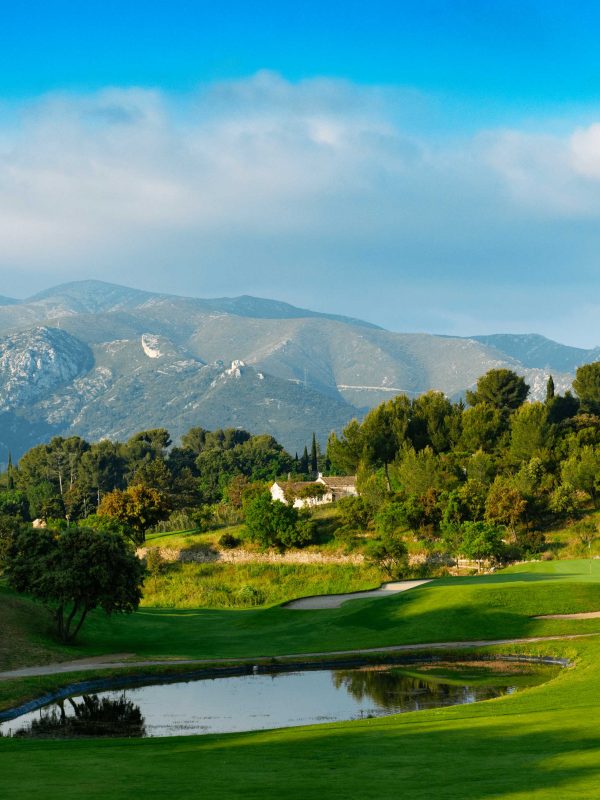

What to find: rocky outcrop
left=0, top=327, right=92, bottom=411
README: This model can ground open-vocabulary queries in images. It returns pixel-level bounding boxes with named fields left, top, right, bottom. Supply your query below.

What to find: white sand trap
left=535, top=611, right=600, bottom=620
left=285, top=580, right=432, bottom=610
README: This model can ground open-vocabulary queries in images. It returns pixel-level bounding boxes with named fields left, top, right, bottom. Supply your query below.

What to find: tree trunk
left=68, top=606, right=90, bottom=643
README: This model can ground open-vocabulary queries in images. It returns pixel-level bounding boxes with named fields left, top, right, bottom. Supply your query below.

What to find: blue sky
left=1, top=1, right=600, bottom=345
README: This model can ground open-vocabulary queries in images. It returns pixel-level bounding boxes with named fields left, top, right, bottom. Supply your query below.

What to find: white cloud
left=0, top=72, right=599, bottom=345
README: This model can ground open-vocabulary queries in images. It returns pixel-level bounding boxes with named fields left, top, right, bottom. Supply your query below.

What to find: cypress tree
left=546, top=375, right=555, bottom=403
left=310, top=433, right=318, bottom=475
left=6, top=451, right=14, bottom=490
left=299, top=446, right=309, bottom=474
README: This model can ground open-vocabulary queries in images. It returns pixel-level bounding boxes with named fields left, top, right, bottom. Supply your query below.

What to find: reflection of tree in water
left=14, top=693, right=146, bottom=739
left=332, top=669, right=506, bottom=711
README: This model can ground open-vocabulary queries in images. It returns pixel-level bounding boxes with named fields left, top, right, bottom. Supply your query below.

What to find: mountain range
left=0, top=280, right=596, bottom=462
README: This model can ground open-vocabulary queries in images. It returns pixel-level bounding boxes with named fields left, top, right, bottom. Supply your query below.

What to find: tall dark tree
left=299, top=446, right=309, bottom=474
left=6, top=452, right=14, bottom=490
left=409, top=391, right=460, bottom=453
left=466, top=369, right=529, bottom=411
left=79, top=440, right=126, bottom=507
left=310, top=433, right=318, bottom=475
left=546, top=375, right=555, bottom=403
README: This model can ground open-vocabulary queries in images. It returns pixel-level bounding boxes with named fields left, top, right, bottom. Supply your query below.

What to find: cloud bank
left=1, top=72, right=600, bottom=345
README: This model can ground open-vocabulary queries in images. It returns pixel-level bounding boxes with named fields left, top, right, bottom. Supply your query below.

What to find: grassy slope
left=1, top=559, right=600, bottom=798
left=142, top=562, right=383, bottom=608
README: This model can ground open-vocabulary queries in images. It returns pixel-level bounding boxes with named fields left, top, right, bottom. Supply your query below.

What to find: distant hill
left=471, top=333, right=600, bottom=374
left=0, top=280, right=592, bottom=461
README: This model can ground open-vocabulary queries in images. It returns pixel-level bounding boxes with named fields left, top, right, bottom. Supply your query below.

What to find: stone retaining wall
left=137, top=546, right=366, bottom=565
left=137, top=546, right=462, bottom=568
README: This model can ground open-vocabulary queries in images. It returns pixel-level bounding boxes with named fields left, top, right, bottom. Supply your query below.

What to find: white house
left=315, top=473, right=358, bottom=500
left=270, top=474, right=357, bottom=509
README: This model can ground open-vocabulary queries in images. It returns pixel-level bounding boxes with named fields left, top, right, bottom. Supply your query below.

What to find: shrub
left=219, top=532, right=241, bottom=549
left=237, top=585, right=265, bottom=606
left=366, top=534, right=408, bottom=580
left=245, top=494, right=315, bottom=551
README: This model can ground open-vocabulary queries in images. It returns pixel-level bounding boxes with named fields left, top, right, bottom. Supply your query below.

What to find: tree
left=547, top=391, right=579, bottom=424
left=337, top=495, right=372, bottom=532
left=546, top=375, right=555, bottom=403
left=573, top=519, right=597, bottom=560
left=375, top=501, right=409, bottom=537
left=458, top=521, right=505, bottom=572
left=310, top=433, right=319, bottom=476
left=361, top=396, right=411, bottom=488
left=124, top=429, right=172, bottom=482
left=466, top=369, right=529, bottom=411
left=509, top=402, right=553, bottom=462
left=327, top=420, right=364, bottom=475
left=560, top=446, right=600, bottom=504
left=548, top=483, right=587, bottom=520
left=0, top=489, right=29, bottom=520
left=573, top=362, right=600, bottom=414
left=98, top=484, right=171, bottom=544
left=484, top=477, right=528, bottom=539
left=394, top=446, right=457, bottom=496
left=0, top=514, right=23, bottom=571
left=79, top=440, right=126, bottom=507
left=6, top=526, right=145, bottom=642
left=366, top=534, right=408, bottom=579
left=244, top=494, right=314, bottom=551
left=457, top=479, right=489, bottom=521
left=180, top=427, right=209, bottom=455
left=409, top=391, right=460, bottom=453
left=460, top=404, right=504, bottom=452
left=299, top=446, right=309, bottom=474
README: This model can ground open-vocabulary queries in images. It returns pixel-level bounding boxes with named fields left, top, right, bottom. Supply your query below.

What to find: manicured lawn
left=1, top=559, right=600, bottom=798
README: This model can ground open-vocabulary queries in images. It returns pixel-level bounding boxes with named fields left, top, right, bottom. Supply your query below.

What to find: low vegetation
left=141, top=561, right=383, bottom=608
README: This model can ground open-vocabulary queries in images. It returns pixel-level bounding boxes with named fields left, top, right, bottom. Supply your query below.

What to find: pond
left=0, top=659, right=558, bottom=740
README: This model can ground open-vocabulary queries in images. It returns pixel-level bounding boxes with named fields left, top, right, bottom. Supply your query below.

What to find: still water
left=0, top=662, right=553, bottom=739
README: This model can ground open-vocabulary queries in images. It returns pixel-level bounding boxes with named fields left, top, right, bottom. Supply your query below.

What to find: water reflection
left=11, top=694, right=145, bottom=739
left=0, top=662, right=551, bottom=740
left=332, top=669, right=508, bottom=712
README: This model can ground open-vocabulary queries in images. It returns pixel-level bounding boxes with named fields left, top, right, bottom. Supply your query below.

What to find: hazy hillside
left=472, top=333, right=600, bottom=374
left=0, top=280, right=591, bottom=461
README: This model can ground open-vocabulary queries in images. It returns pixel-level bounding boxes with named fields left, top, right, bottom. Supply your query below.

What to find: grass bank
left=141, top=561, right=383, bottom=608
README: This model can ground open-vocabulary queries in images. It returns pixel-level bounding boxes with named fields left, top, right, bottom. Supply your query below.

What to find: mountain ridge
left=0, top=280, right=594, bottom=461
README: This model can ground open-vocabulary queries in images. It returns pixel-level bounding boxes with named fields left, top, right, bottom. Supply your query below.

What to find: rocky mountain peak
left=0, top=326, right=92, bottom=411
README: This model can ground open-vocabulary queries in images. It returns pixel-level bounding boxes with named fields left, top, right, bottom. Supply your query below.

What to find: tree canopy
left=466, top=369, right=529, bottom=411
left=6, top=526, right=145, bottom=642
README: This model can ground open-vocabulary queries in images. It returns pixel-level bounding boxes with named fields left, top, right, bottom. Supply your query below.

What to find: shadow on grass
left=1, top=710, right=598, bottom=800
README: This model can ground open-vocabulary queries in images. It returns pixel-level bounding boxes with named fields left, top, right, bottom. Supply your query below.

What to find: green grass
left=142, top=561, right=383, bottom=608
left=2, top=559, right=600, bottom=798
left=144, top=526, right=229, bottom=550
left=3, top=559, right=600, bottom=665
